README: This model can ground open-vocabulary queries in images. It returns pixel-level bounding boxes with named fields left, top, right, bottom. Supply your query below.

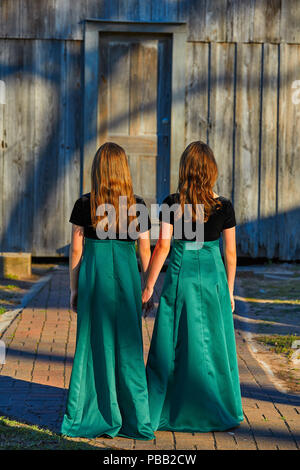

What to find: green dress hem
left=146, top=239, right=244, bottom=433
left=61, top=238, right=155, bottom=440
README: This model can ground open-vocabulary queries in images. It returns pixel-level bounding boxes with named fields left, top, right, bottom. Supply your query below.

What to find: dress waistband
left=173, top=238, right=220, bottom=249
left=84, top=237, right=135, bottom=245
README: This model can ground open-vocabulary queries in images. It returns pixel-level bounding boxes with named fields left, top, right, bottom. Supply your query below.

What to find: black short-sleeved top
left=69, top=193, right=151, bottom=241
left=159, top=193, right=236, bottom=241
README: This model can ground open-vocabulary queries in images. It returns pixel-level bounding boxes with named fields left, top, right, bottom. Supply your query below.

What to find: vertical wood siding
left=183, top=40, right=300, bottom=259
left=0, top=39, right=82, bottom=256
left=1, top=1, right=299, bottom=43
left=0, top=0, right=299, bottom=258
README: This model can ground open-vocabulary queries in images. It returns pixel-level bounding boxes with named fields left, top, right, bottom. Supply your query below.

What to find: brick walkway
left=0, top=266, right=299, bottom=450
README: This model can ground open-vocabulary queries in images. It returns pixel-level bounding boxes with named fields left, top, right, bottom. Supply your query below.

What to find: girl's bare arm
left=142, top=222, right=173, bottom=303
left=137, top=229, right=151, bottom=287
left=222, top=226, right=237, bottom=312
left=69, top=224, right=84, bottom=311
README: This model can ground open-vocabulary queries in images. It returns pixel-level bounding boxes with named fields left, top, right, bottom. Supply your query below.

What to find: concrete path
left=0, top=266, right=299, bottom=450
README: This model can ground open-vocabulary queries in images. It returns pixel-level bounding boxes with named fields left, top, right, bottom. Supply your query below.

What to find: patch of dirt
left=236, top=263, right=300, bottom=394
left=0, top=263, right=57, bottom=313
left=251, top=336, right=300, bottom=393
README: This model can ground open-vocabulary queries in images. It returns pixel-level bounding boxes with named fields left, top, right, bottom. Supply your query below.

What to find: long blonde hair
left=178, top=141, right=221, bottom=222
left=90, top=142, right=136, bottom=230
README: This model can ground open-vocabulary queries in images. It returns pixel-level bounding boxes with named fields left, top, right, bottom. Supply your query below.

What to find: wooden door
left=98, top=34, right=172, bottom=206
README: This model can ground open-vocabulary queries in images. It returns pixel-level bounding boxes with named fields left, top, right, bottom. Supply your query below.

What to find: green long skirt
left=146, top=239, right=244, bottom=432
left=61, top=238, right=155, bottom=440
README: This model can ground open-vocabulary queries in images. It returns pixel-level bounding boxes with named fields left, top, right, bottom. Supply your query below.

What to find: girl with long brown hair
left=142, top=141, right=243, bottom=432
left=61, top=142, right=155, bottom=440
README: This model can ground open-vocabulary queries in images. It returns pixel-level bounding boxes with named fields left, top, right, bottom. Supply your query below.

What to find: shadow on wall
left=234, top=206, right=300, bottom=260
left=1, top=0, right=298, bottom=41
left=0, top=0, right=299, bottom=259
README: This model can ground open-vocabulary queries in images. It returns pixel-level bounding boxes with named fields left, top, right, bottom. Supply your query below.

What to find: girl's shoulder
left=70, top=193, right=91, bottom=226
left=134, top=194, right=147, bottom=206
left=214, top=196, right=236, bottom=229
left=215, top=195, right=234, bottom=211
left=73, top=192, right=91, bottom=207
left=161, top=193, right=180, bottom=206
left=80, top=192, right=91, bottom=203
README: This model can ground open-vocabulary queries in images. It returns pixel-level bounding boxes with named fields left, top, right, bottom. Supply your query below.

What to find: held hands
left=142, top=285, right=154, bottom=318
left=142, top=285, right=154, bottom=304
left=70, top=290, right=78, bottom=313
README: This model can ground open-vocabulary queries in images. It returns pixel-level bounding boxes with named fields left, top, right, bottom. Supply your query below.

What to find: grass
left=0, top=306, right=6, bottom=315
left=2, top=284, right=20, bottom=291
left=256, top=334, right=300, bottom=359
left=4, top=274, right=19, bottom=280
left=0, top=416, right=104, bottom=450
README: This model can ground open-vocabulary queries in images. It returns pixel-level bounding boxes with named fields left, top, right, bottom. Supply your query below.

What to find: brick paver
left=0, top=266, right=299, bottom=450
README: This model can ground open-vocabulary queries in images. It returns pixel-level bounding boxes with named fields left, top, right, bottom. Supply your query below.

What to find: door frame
left=82, top=19, right=187, bottom=194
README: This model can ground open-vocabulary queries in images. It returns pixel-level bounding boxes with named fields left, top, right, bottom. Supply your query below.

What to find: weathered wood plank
left=60, top=41, right=82, bottom=255
left=0, top=0, right=299, bottom=42
left=32, top=40, right=64, bottom=255
left=86, top=0, right=106, bottom=20
left=104, top=0, right=120, bottom=21
left=252, top=0, right=281, bottom=43
left=209, top=42, right=235, bottom=200
left=169, top=31, right=186, bottom=193
left=106, top=135, right=157, bottom=154
left=186, top=0, right=228, bottom=42
left=0, top=1, right=20, bottom=38
left=0, top=63, right=4, bottom=245
left=0, top=40, right=20, bottom=249
left=258, top=44, right=279, bottom=258
left=108, top=41, right=130, bottom=135
left=141, top=40, right=158, bottom=134
left=20, top=0, right=56, bottom=38
left=53, top=0, right=87, bottom=39
left=140, top=155, right=156, bottom=205
left=277, top=43, right=300, bottom=260
left=165, top=0, right=178, bottom=22
left=151, top=1, right=166, bottom=22
left=129, top=41, right=143, bottom=136
left=157, top=37, right=172, bottom=203
left=234, top=43, right=262, bottom=258
left=0, top=40, right=36, bottom=252
left=137, top=0, right=151, bottom=21
left=0, top=39, right=82, bottom=255
left=185, top=0, right=282, bottom=43
left=226, top=0, right=255, bottom=43
left=119, top=0, right=147, bottom=21
left=127, top=154, right=141, bottom=195
left=82, top=24, right=99, bottom=193
left=98, top=36, right=109, bottom=146
left=280, top=0, right=300, bottom=44
left=185, top=42, right=209, bottom=145
left=185, top=0, right=207, bottom=42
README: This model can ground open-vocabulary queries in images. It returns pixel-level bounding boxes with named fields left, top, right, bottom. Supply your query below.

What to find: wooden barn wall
left=1, top=0, right=300, bottom=43
left=0, top=1, right=299, bottom=258
left=0, top=39, right=82, bottom=256
left=186, top=41, right=300, bottom=260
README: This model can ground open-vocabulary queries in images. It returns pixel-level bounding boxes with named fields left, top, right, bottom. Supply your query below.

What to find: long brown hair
left=178, top=141, right=221, bottom=222
left=90, top=142, right=136, bottom=231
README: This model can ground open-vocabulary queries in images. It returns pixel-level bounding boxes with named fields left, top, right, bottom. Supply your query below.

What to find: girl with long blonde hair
left=142, top=141, right=243, bottom=432
left=61, top=142, right=154, bottom=440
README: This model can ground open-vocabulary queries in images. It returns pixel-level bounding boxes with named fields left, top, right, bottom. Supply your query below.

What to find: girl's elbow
left=70, top=247, right=83, bottom=258
left=225, top=250, right=236, bottom=263
left=156, top=240, right=170, bottom=254
left=140, top=246, right=151, bottom=258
